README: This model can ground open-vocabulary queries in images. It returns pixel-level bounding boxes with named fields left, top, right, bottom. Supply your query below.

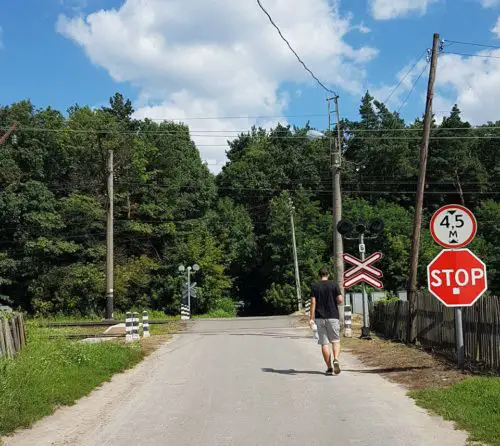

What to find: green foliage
left=0, top=93, right=499, bottom=317
left=0, top=326, right=143, bottom=436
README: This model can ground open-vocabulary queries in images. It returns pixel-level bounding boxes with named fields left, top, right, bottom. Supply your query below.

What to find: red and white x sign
left=343, top=252, right=384, bottom=289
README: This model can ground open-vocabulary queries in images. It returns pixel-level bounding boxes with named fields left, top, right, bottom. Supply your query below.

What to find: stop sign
left=427, top=249, right=488, bottom=307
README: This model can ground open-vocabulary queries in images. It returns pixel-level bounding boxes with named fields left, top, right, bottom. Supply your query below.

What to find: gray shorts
left=316, top=318, right=340, bottom=345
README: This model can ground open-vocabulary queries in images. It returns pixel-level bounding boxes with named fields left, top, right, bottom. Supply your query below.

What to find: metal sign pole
left=359, top=233, right=370, bottom=338
left=455, top=307, right=465, bottom=369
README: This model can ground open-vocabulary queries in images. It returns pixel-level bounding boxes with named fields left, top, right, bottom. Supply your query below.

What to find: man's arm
left=337, top=294, right=343, bottom=305
left=310, top=297, right=316, bottom=321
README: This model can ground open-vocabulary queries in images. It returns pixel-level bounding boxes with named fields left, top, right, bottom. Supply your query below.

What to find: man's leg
left=317, top=319, right=333, bottom=374
left=332, top=341, right=340, bottom=361
left=321, top=344, right=331, bottom=368
left=328, top=319, right=341, bottom=375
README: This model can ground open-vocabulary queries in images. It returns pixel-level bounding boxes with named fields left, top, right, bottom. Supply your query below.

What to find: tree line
left=0, top=92, right=498, bottom=317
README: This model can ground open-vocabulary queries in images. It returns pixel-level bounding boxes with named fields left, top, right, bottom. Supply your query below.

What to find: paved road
left=4, top=316, right=467, bottom=446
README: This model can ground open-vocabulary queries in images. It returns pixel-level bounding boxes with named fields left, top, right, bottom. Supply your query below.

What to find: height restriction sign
left=430, top=204, right=477, bottom=249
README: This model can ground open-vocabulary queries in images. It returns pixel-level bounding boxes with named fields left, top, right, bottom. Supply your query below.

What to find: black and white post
left=132, top=312, right=139, bottom=340
left=344, top=305, right=352, bottom=338
left=142, top=311, right=150, bottom=338
left=125, top=311, right=133, bottom=342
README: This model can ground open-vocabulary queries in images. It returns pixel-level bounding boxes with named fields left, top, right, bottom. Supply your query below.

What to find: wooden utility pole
left=407, top=32, right=440, bottom=343
left=0, top=123, right=17, bottom=146
left=289, top=198, right=302, bottom=311
left=106, top=148, right=114, bottom=320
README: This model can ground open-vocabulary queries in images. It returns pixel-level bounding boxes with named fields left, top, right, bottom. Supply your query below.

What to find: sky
left=2, top=0, right=500, bottom=172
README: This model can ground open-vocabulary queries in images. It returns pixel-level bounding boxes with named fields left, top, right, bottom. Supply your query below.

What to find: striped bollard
left=132, top=312, right=140, bottom=340
left=142, top=311, right=150, bottom=337
left=344, top=305, right=352, bottom=338
left=181, top=304, right=190, bottom=320
left=125, top=311, right=133, bottom=342
left=304, top=299, right=311, bottom=316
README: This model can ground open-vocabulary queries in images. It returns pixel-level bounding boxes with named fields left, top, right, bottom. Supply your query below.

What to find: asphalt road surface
left=4, top=316, right=467, bottom=446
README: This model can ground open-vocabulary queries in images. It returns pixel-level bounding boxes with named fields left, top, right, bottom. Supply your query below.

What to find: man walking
left=309, top=267, right=343, bottom=375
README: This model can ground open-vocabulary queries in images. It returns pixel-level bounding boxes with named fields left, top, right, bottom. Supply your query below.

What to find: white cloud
left=434, top=50, right=500, bottom=124
left=369, top=0, right=437, bottom=20
left=353, top=21, right=371, bottom=33
left=56, top=0, right=377, bottom=172
left=492, top=17, right=500, bottom=37
left=480, top=0, right=500, bottom=7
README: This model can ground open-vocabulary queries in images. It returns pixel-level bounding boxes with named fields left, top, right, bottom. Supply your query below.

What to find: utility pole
left=328, top=96, right=345, bottom=324
left=407, top=32, right=441, bottom=343
left=0, top=123, right=18, bottom=146
left=105, top=148, right=114, bottom=320
left=289, top=198, right=302, bottom=311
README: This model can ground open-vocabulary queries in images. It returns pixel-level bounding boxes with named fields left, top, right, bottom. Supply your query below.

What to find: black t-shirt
left=311, top=280, right=341, bottom=319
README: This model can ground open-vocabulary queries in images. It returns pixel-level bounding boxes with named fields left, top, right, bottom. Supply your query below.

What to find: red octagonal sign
left=427, top=249, right=488, bottom=307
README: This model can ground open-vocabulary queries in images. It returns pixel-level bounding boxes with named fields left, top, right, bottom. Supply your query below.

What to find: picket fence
left=371, top=292, right=500, bottom=371
left=0, top=314, right=26, bottom=359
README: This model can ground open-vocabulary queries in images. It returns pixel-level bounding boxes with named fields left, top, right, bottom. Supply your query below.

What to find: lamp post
left=178, top=264, right=200, bottom=315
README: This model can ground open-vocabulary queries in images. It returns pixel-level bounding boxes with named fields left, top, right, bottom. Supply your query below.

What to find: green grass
left=0, top=325, right=144, bottom=436
left=410, top=377, right=500, bottom=446
left=193, top=309, right=236, bottom=319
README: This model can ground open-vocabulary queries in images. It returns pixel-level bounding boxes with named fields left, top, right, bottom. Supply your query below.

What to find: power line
left=383, top=50, right=427, bottom=104
left=443, top=51, right=500, bottom=60
left=397, top=60, right=429, bottom=113
left=443, top=39, right=500, bottom=50
left=140, top=113, right=327, bottom=121
left=256, top=0, right=337, bottom=96
left=6, top=126, right=500, bottom=137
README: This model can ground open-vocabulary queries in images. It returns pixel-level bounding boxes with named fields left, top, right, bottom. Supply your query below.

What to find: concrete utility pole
left=106, top=148, right=114, bottom=320
left=328, top=96, right=345, bottom=324
left=289, top=198, right=302, bottom=311
left=407, top=32, right=441, bottom=343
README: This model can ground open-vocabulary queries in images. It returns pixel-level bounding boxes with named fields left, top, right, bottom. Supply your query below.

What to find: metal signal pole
left=407, top=33, right=441, bottom=343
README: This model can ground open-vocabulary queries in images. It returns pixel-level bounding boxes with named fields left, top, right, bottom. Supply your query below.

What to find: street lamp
left=178, top=264, right=200, bottom=316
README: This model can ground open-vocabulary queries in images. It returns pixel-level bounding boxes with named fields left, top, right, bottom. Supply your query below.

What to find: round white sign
left=430, top=204, right=477, bottom=249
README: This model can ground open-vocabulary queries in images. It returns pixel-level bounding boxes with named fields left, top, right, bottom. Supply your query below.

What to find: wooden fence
left=371, top=292, right=500, bottom=371
left=0, top=314, right=26, bottom=359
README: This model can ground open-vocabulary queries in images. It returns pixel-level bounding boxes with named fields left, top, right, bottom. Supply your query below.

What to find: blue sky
left=2, top=0, right=500, bottom=169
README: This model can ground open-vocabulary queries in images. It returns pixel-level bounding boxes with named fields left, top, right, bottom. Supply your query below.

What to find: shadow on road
left=262, top=368, right=326, bottom=375
left=262, top=366, right=432, bottom=375
left=342, top=366, right=431, bottom=374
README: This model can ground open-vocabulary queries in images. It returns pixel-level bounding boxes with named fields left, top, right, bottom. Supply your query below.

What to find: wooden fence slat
left=0, top=314, right=26, bottom=359
left=18, top=314, right=26, bottom=348
left=10, top=317, right=20, bottom=354
left=0, top=318, right=6, bottom=358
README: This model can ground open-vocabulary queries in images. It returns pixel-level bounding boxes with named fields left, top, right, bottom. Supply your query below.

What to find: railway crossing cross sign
left=343, top=252, right=384, bottom=289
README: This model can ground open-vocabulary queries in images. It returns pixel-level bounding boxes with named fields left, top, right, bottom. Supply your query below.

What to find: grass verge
left=0, top=319, right=181, bottom=437
left=337, top=323, right=499, bottom=445
left=410, top=378, right=500, bottom=446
